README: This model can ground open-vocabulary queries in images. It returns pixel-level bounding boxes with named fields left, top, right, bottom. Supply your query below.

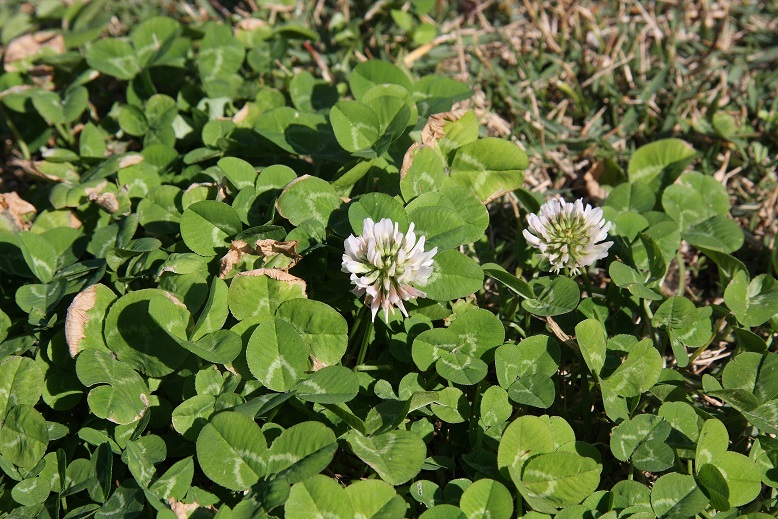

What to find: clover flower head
left=523, top=198, right=613, bottom=275
left=342, top=217, right=437, bottom=322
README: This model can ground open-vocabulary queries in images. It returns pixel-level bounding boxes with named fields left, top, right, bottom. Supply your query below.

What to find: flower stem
left=356, top=318, right=373, bottom=367
left=581, top=269, right=593, bottom=298
left=346, top=305, right=367, bottom=366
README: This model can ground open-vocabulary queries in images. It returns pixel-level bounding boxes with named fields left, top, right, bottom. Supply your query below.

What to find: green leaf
left=330, top=100, right=381, bottom=153
left=696, top=463, right=730, bottom=511
left=683, top=214, right=744, bottom=254
left=104, top=289, right=188, bottom=377
left=172, top=395, right=216, bottom=441
left=652, top=296, right=696, bottom=331
left=149, top=456, right=193, bottom=501
left=349, top=61, right=413, bottom=101
left=724, top=272, right=778, bottom=327
left=266, top=422, right=337, bottom=483
left=406, top=205, right=468, bottom=251
left=608, top=262, right=663, bottom=300
left=482, top=263, right=534, bottom=300
left=610, top=414, right=674, bottom=472
left=497, top=415, right=555, bottom=476
left=627, top=138, right=697, bottom=192
left=182, top=330, right=242, bottom=365
left=494, top=336, right=560, bottom=388
left=601, top=339, right=662, bottom=397
left=227, top=269, right=306, bottom=321
left=197, top=24, right=245, bottom=81
left=574, top=319, right=607, bottom=376
left=12, top=475, right=51, bottom=506
left=217, top=157, right=257, bottom=190
left=191, top=277, right=229, bottom=341
left=18, top=230, right=58, bottom=283
left=32, top=90, right=66, bottom=125
left=147, top=289, right=191, bottom=342
left=276, top=175, right=342, bottom=227
left=459, top=479, right=513, bottom=519
left=448, top=307, right=505, bottom=358
left=412, top=328, right=459, bottom=371
left=276, top=299, right=348, bottom=367
left=650, top=473, right=708, bottom=518
left=414, top=75, right=471, bottom=116
left=479, top=386, right=512, bottom=428
left=0, top=405, right=49, bottom=470
left=196, top=411, right=266, bottom=491
left=417, top=250, right=484, bottom=301
left=117, top=104, right=148, bottom=136
left=436, top=353, right=488, bottom=385
left=345, top=479, right=405, bottom=519
left=604, top=182, right=656, bottom=213
left=94, top=479, right=144, bottom=518
left=448, top=138, right=528, bottom=203
left=86, top=39, right=140, bottom=80
left=431, top=387, right=470, bottom=423
left=348, top=192, right=408, bottom=235
left=710, top=451, right=762, bottom=507
left=95, top=479, right=144, bottom=518
left=507, top=374, right=555, bottom=409
left=695, top=246, right=746, bottom=287
left=347, top=430, right=426, bottom=485
left=285, top=475, right=354, bottom=519
left=75, top=348, right=151, bottom=424
left=721, top=352, right=778, bottom=403
left=180, top=200, right=243, bottom=257
left=0, top=356, right=44, bottom=419
left=522, top=276, right=580, bottom=316
left=294, top=366, right=359, bottom=404
left=137, top=185, right=183, bottom=235
left=400, top=145, right=446, bottom=201
left=520, top=451, right=601, bottom=507
left=247, top=319, right=309, bottom=392
left=131, top=16, right=181, bottom=67
left=419, top=505, right=467, bottom=519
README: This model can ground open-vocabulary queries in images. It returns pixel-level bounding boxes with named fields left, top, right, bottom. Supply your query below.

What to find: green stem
left=676, top=251, right=686, bottom=296
left=687, top=317, right=730, bottom=367
left=0, top=104, right=31, bottom=159
left=354, top=364, right=392, bottom=371
left=140, top=69, right=157, bottom=96
left=355, top=318, right=373, bottom=367
left=55, top=122, right=74, bottom=146
left=642, top=298, right=655, bottom=338
left=581, top=269, right=594, bottom=298
left=348, top=305, right=367, bottom=344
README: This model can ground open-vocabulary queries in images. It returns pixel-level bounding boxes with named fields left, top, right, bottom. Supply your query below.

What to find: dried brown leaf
left=118, top=154, right=144, bottom=169
left=219, top=239, right=255, bottom=278
left=235, top=18, right=267, bottom=31
left=4, top=31, right=65, bottom=72
left=65, top=285, right=99, bottom=357
left=167, top=499, right=201, bottom=519
left=0, top=192, right=36, bottom=231
left=256, top=239, right=302, bottom=267
left=89, top=192, right=119, bottom=214
left=420, top=107, right=469, bottom=145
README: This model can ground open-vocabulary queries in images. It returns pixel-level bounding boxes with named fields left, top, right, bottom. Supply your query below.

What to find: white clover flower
left=342, top=217, right=437, bottom=322
left=523, top=198, right=613, bottom=275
